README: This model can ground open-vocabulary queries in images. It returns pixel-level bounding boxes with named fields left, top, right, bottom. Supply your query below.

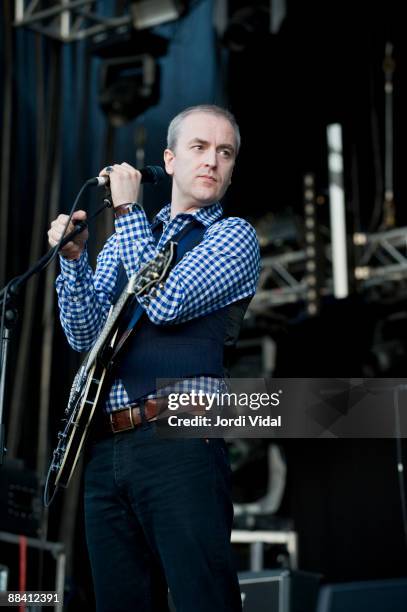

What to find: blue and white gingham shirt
left=56, top=201, right=260, bottom=411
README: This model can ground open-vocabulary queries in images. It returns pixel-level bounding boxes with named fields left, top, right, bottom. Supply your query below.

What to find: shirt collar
left=154, top=201, right=223, bottom=228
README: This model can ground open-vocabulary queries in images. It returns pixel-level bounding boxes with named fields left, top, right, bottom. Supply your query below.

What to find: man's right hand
left=47, top=210, right=89, bottom=260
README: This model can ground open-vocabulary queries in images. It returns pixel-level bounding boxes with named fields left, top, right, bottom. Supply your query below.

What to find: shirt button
left=116, top=227, right=123, bottom=234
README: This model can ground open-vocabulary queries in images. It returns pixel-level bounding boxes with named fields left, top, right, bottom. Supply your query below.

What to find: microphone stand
left=0, top=195, right=112, bottom=466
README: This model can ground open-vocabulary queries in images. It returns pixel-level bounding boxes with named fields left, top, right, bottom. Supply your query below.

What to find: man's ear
left=164, top=148, right=175, bottom=176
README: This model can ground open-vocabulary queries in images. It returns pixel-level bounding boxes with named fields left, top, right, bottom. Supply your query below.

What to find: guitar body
left=54, top=361, right=107, bottom=488
left=44, top=242, right=176, bottom=506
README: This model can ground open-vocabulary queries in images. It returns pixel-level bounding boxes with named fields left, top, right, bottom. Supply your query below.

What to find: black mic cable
left=46, top=165, right=166, bottom=270
left=0, top=165, right=166, bottom=308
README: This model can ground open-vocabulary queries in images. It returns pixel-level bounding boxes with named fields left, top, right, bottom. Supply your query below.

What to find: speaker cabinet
left=316, top=579, right=407, bottom=612
left=239, top=569, right=321, bottom=612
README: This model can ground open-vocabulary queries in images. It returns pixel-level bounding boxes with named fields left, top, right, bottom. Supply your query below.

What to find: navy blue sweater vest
left=111, top=218, right=250, bottom=401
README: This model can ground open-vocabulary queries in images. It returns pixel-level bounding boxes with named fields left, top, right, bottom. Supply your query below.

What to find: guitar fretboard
left=85, top=275, right=136, bottom=372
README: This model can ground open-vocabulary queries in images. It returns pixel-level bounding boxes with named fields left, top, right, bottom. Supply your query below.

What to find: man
left=48, top=105, right=260, bottom=612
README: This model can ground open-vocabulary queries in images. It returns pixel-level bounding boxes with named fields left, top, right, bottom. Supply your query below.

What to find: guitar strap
left=109, top=216, right=205, bottom=364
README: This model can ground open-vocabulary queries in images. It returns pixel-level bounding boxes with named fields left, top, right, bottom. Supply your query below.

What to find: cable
left=0, top=279, right=15, bottom=388
left=0, top=178, right=107, bottom=312
left=0, top=178, right=109, bottom=465
left=394, top=387, right=407, bottom=555
left=40, top=179, right=92, bottom=272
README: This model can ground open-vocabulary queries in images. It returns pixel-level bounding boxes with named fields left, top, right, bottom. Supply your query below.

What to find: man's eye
left=192, top=145, right=202, bottom=150
left=221, top=150, right=231, bottom=157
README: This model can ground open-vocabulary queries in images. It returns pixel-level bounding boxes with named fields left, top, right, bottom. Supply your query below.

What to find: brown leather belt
left=104, top=397, right=208, bottom=435
left=107, top=399, right=163, bottom=434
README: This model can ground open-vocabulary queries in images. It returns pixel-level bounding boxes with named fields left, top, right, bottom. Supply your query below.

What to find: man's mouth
left=198, top=175, right=217, bottom=182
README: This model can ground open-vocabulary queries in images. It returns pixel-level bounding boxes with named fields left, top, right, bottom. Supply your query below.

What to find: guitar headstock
left=129, top=241, right=177, bottom=297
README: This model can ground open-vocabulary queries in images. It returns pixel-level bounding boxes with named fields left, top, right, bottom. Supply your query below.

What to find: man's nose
left=203, top=148, right=217, bottom=167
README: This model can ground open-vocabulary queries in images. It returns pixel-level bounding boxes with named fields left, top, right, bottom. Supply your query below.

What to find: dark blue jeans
left=84, top=422, right=242, bottom=612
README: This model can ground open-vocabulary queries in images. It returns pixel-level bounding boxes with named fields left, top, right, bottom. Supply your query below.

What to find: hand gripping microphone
left=88, top=165, right=166, bottom=187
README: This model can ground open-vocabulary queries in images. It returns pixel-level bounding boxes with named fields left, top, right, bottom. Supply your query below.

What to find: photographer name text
left=167, top=414, right=282, bottom=428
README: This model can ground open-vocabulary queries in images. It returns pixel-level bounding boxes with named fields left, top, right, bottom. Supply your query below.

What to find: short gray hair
left=167, top=104, right=241, bottom=155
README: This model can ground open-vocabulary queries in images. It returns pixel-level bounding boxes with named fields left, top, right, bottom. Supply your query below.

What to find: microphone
left=88, top=165, right=166, bottom=187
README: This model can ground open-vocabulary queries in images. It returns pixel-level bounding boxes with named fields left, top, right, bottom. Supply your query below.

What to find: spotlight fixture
left=303, top=173, right=323, bottom=316
left=130, top=0, right=188, bottom=30
left=99, top=55, right=160, bottom=126
left=327, top=123, right=349, bottom=299
left=223, top=5, right=270, bottom=52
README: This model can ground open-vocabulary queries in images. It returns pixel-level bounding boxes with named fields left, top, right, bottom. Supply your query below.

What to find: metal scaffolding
left=250, top=226, right=407, bottom=315
left=14, top=1, right=132, bottom=42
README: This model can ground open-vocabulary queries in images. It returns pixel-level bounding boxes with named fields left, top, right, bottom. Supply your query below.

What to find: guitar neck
left=86, top=279, right=135, bottom=369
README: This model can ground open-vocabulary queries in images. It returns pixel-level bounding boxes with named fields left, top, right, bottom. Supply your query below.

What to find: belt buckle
left=109, top=406, right=136, bottom=434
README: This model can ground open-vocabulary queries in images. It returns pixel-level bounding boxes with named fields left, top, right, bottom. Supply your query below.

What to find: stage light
left=327, top=123, right=349, bottom=299
left=99, top=54, right=160, bottom=125
left=353, top=232, right=367, bottom=246
left=303, top=172, right=322, bottom=316
left=130, top=0, right=188, bottom=30
left=222, top=5, right=270, bottom=52
left=355, top=266, right=370, bottom=280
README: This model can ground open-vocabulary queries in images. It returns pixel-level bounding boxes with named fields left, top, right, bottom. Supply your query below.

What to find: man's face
left=164, top=112, right=237, bottom=210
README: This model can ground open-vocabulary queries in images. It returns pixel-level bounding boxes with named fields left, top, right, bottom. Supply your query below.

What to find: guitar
left=44, top=242, right=176, bottom=506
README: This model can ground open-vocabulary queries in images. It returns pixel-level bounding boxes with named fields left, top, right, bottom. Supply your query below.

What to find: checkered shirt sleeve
left=136, top=215, right=260, bottom=324
left=56, top=234, right=119, bottom=352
